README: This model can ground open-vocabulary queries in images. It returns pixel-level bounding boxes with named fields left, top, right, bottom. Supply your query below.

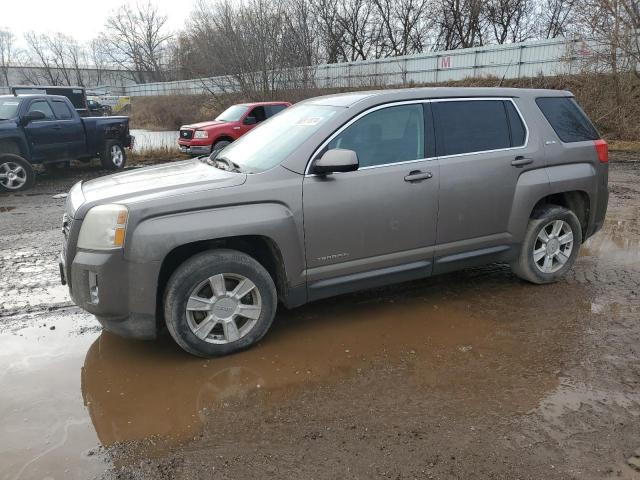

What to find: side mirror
left=22, top=110, right=46, bottom=126
left=312, top=149, right=359, bottom=175
left=244, top=116, right=257, bottom=125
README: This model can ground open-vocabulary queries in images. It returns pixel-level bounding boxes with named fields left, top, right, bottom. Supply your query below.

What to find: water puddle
left=0, top=277, right=589, bottom=478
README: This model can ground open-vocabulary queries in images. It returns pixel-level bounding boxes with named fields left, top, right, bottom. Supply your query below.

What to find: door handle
left=404, top=170, right=433, bottom=182
left=511, top=156, right=533, bottom=167
left=52, top=125, right=62, bottom=130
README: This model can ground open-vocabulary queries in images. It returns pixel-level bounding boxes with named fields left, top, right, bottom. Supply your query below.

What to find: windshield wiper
left=206, top=155, right=245, bottom=173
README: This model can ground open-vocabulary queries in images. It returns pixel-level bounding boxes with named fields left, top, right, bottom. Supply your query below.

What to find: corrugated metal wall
left=125, top=37, right=598, bottom=97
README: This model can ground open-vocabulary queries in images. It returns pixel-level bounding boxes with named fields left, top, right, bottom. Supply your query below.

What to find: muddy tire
left=164, top=249, right=277, bottom=357
left=511, top=205, right=582, bottom=284
left=0, top=154, right=34, bottom=193
left=101, top=141, right=126, bottom=170
left=210, top=140, right=231, bottom=159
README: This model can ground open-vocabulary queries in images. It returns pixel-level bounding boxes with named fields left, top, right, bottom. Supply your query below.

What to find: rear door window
left=27, top=100, right=55, bottom=121
left=51, top=100, right=73, bottom=120
left=433, top=100, right=511, bottom=156
left=505, top=101, right=526, bottom=147
left=536, top=97, right=599, bottom=143
left=266, top=104, right=287, bottom=117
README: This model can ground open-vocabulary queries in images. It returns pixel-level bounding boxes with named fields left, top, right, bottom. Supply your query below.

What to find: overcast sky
left=3, top=0, right=198, bottom=43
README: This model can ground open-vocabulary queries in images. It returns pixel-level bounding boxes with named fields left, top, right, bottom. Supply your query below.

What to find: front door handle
left=511, top=156, right=533, bottom=167
left=404, top=170, right=433, bottom=182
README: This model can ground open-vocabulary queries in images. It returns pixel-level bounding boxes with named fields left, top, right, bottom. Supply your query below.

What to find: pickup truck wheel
left=210, top=140, right=231, bottom=158
left=511, top=205, right=582, bottom=284
left=101, top=141, right=126, bottom=170
left=164, top=249, right=277, bottom=357
left=0, top=154, right=34, bottom=192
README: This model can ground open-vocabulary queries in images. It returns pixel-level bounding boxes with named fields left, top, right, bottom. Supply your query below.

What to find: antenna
left=498, top=60, right=513, bottom=87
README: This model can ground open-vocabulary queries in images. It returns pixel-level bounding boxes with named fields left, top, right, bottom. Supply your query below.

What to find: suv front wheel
left=511, top=205, right=582, bottom=284
left=164, top=249, right=277, bottom=357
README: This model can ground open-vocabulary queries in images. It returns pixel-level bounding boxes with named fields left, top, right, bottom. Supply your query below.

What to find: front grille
left=180, top=129, right=194, bottom=140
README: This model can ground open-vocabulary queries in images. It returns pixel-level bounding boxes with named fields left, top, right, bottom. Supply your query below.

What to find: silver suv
left=60, top=88, right=609, bottom=357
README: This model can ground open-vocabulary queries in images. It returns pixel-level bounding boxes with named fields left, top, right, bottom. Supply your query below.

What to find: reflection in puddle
left=0, top=277, right=590, bottom=478
left=0, top=313, right=105, bottom=480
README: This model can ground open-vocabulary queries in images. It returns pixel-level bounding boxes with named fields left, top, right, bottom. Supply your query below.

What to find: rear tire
left=101, top=141, right=126, bottom=170
left=164, top=249, right=277, bottom=357
left=511, top=205, right=582, bottom=284
left=0, top=154, right=34, bottom=193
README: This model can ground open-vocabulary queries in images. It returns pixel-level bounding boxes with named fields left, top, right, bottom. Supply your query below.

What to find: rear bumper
left=61, top=249, right=160, bottom=340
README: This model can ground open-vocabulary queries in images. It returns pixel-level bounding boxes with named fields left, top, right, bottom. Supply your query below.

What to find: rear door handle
left=404, top=170, right=433, bottom=182
left=52, top=125, right=62, bottom=130
left=511, top=156, right=533, bottom=167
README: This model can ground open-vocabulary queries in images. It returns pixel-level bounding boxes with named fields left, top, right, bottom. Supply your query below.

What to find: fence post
left=517, top=44, right=524, bottom=78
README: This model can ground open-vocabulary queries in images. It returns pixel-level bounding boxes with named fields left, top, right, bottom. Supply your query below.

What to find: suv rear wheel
left=511, top=205, right=582, bottom=284
left=164, top=249, right=277, bottom=357
left=0, top=154, right=34, bottom=192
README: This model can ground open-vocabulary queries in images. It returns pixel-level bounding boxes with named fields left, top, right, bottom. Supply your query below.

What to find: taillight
left=594, top=139, right=608, bottom=163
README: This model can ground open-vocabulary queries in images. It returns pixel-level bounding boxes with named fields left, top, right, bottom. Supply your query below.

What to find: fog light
left=89, top=271, right=99, bottom=304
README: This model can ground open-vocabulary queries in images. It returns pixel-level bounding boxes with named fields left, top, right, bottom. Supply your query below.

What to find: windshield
left=0, top=98, right=21, bottom=120
left=216, top=105, right=249, bottom=122
left=218, top=104, right=340, bottom=173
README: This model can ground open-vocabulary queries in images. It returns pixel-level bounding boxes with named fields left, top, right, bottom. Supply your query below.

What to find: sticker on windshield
left=295, top=116, right=324, bottom=126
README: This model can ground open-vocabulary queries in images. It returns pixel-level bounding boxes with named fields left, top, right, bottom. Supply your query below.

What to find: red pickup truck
left=178, top=101, right=291, bottom=156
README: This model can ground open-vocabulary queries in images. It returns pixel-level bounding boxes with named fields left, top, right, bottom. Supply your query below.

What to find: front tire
left=209, top=140, right=231, bottom=159
left=0, top=154, right=34, bottom=192
left=511, top=205, right=582, bottom=284
left=101, top=141, right=126, bottom=170
left=164, top=249, right=277, bottom=357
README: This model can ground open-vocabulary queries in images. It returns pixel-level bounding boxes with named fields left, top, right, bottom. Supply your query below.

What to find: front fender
left=0, top=134, right=30, bottom=159
left=126, top=202, right=305, bottom=286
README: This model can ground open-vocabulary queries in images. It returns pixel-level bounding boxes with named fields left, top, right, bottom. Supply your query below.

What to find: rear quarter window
left=536, top=97, right=599, bottom=143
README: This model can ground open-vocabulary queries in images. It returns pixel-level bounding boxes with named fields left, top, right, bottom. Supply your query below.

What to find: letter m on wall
left=440, top=56, right=452, bottom=69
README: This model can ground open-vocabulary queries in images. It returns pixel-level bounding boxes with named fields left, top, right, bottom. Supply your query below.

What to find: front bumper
left=60, top=248, right=160, bottom=340
left=178, top=144, right=211, bottom=156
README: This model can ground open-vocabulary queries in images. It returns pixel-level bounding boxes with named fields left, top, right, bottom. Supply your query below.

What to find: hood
left=182, top=120, right=227, bottom=130
left=80, top=159, right=246, bottom=209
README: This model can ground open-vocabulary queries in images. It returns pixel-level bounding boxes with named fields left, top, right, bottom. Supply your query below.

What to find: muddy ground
left=0, top=155, right=639, bottom=480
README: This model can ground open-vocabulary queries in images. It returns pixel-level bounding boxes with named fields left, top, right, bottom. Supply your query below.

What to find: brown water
left=0, top=277, right=589, bottom=479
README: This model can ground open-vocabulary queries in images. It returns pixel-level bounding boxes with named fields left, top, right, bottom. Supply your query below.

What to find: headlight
left=77, top=204, right=129, bottom=250
left=194, top=130, right=208, bottom=139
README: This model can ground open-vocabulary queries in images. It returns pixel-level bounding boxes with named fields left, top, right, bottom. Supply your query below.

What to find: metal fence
left=124, top=37, right=599, bottom=97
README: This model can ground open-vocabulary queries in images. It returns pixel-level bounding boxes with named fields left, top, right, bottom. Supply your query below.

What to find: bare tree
left=539, top=0, right=577, bottom=38
left=99, top=1, right=173, bottom=83
left=485, top=0, right=536, bottom=44
left=0, top=29, right=15, bottom=86
left=310, top=0, right=346, bottom=62
left=436, top=0, right=487, bottom=50
left=372, top=0, right=435, bottom=56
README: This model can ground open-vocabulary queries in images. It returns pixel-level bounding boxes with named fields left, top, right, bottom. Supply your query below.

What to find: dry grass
left=128, top=147, right=189, bottom=165
left=130, top=73, right=640, bottom=142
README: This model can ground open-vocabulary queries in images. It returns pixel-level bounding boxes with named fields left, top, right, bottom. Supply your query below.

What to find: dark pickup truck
left=0, top=94, right=133, bottom=192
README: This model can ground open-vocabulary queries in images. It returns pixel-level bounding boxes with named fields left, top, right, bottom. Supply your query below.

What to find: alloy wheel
left=0, top=162, right=27, bottom=190
left=532, top=219, right=574, bottom=274
left=185, top=273, right=262, bottom=344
